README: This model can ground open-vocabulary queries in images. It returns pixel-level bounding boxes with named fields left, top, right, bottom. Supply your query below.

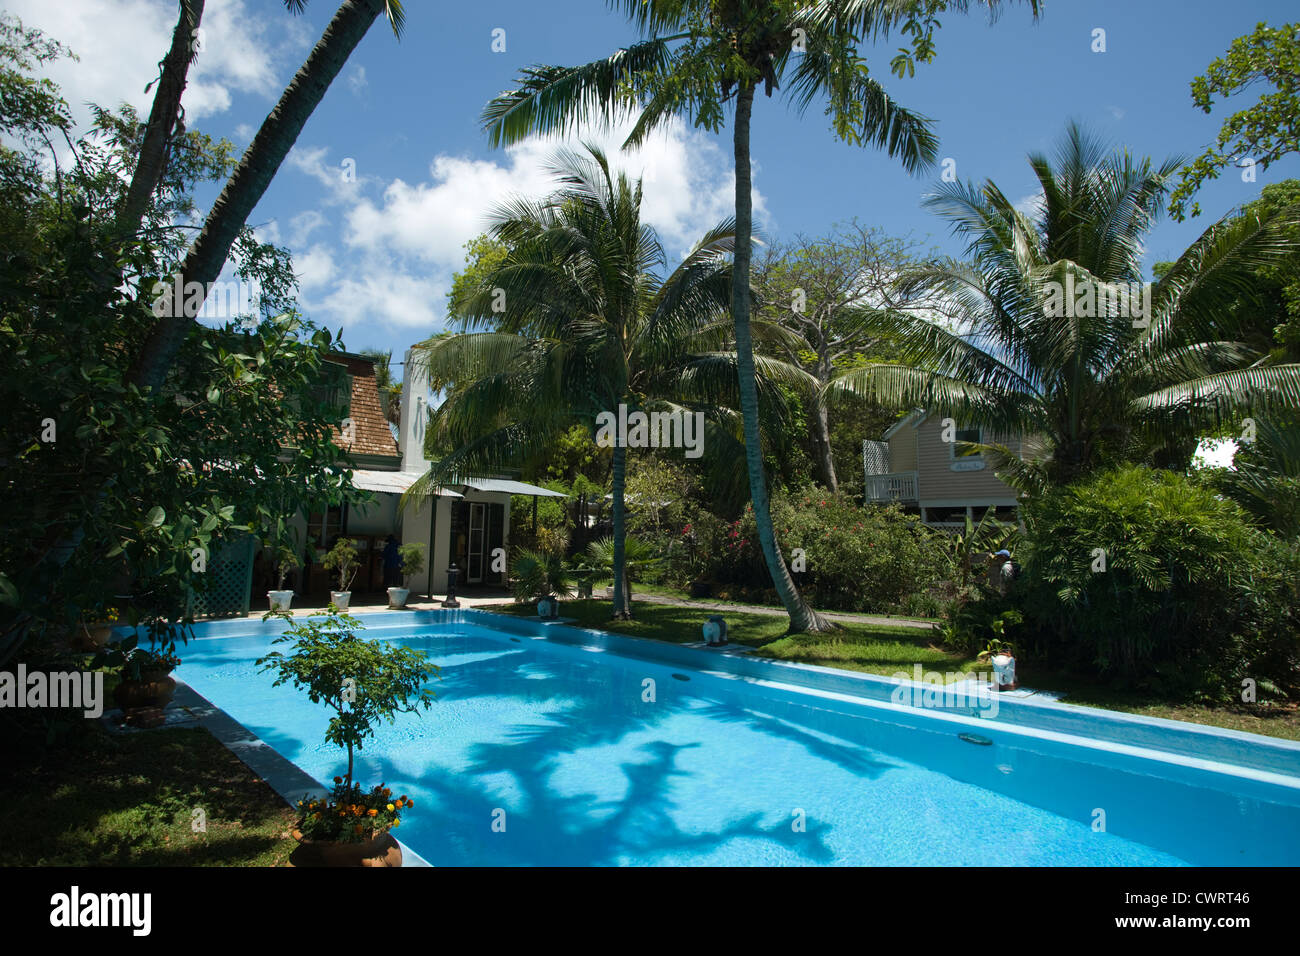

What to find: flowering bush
left=296, top=779, right=413, bottom=843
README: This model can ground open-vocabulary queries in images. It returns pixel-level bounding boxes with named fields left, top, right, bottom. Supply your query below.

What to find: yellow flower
left=386, top=803, right=395, bottom=812
left=392, top=819, right=399, bottom=826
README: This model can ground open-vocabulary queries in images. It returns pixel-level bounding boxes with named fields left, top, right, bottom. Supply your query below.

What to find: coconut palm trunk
left=129, top=0, right=390, bottom=391
left=610, top=441, right=630, bottom=619
left=116, top=0, right=206, bottom=239
left=731, top=83, right=830, bottom=633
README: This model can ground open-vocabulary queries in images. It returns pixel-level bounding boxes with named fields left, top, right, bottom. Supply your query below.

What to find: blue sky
left=15, top=0, right=1300, bottom=375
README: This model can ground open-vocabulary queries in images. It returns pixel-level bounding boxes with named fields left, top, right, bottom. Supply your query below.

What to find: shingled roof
left=324, top=354, right=400, bottom=467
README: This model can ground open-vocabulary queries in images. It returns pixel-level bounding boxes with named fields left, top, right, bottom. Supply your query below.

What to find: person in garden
left=988, top=550, right=1016, bottom=595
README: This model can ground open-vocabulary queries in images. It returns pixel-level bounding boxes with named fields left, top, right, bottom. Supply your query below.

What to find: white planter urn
left=991, top=652, right=1017, bottom=691
left=387, top=587, right=410, bottom=609
left=330, top=591, right=351, bottom=611
left=267, top=590, right=294, bottom=612
left=537, top=597, right=559, bottom=619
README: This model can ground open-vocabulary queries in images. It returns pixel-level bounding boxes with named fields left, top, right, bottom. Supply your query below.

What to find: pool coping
left=162, top=607, right=1300, bottom=789
left=169, top=679, right=433, bottom=867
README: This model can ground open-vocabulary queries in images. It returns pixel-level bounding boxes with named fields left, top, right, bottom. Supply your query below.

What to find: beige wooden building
left=862, top=409, right=1023, bottom=526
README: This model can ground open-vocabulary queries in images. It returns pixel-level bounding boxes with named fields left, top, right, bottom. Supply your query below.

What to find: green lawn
left=0, top=723, right=297, bottom=866
left=484, top=598, right=1300, bottom=742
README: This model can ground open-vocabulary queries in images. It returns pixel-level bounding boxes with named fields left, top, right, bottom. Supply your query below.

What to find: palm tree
left=479, top=1, right=1032, bottom=632
left=129, top=0, right=407, bottom=391
left=407, top=145, right=811, bottom=619
left=829, top=123, right=1300, bottom=491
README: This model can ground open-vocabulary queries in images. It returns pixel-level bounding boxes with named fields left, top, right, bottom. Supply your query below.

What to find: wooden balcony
left=863, top=470, right=919, bottom=503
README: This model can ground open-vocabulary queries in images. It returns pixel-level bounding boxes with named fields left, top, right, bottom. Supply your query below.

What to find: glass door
left=467, top=503, right=486, bottom=583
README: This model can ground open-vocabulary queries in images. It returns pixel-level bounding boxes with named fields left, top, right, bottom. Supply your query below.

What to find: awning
left=350, top=469, right=463, bottom=497
left=462, top=477, right=567, bottom=498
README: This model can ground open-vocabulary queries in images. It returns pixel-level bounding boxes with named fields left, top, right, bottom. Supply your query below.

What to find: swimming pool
left=173, top=611, right=1300, bottom=866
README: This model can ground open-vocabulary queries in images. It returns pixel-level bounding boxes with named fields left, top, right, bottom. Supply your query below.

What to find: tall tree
left=482, top=0, right=1031, bottom=632
left=407, top=145, right=810, bottom=618
left=1170, top=22, right=1300, bottom=221
left=830, top=123, right=1300, bottom=491
left=129, top=0, right=407, bottom=391
left=753, top=222, right=944, bottom=490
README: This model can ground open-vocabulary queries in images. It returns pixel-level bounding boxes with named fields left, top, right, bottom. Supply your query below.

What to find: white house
left=281, top=346, right=565, bottom=602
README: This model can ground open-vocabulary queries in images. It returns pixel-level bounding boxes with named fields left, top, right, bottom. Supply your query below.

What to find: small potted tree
left=267, top=544, right=298, bottom=612
left=321, top=538, right=359, bottom=611
left=387, top=542, right=424, bottom=609
left=510, top=547, right=574, bottom=619
left=256, top=609, right=438, bottom=866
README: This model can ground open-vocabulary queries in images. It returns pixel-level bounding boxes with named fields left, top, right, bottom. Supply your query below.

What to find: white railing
left=863, top=470, right=918, bottom=503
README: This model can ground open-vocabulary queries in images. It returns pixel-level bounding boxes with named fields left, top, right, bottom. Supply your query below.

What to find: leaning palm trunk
left=130, top=0, right=390, bottom=390
left=117, top=0, right=206, bottom=239
left=731, top=84, right=830, bottom=633
left=610, top=442, right=631, bottom=619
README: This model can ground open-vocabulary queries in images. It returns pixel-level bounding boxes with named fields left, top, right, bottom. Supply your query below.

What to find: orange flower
left=368, top=808, right=378, bottom=817
left=333, top=776, right=342, bottom=784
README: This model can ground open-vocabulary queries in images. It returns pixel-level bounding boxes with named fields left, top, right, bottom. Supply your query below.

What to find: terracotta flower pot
left=114, top=669, right=176, bottom=710
left=289, top=828, right=403, bottom=867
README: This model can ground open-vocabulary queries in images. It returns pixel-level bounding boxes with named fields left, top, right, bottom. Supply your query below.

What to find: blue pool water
left=175, top=618, right=1300, bottom=866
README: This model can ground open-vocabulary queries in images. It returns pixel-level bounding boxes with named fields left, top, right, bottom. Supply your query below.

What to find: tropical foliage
left=408, top=144, right=809, bottom=618
left=830, top=123, right=1300, bottom=491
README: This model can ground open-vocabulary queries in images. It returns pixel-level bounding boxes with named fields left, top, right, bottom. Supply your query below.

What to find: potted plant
left=977, top=632, right=1020, bottom=692
left=321, top=538, right=359, bottom=611
left=387, top=542, right=424, bottom=609
left=510, top=547, right=574, bottom=618
left=256, top=609, right=438, bottom=867
left=98, top=634, right=183, bottom=713
left=75, top=605, right=119, bottom=651
left=267, top=544, right=298, bottom=612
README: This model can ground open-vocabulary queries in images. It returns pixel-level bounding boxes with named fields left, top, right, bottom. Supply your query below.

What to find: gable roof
left=882, top=408, right=927, bottom=441
left=324, top=354, right=401, bottom=464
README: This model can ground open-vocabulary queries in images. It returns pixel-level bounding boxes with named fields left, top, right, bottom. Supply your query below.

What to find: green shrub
left=1018, top=465, right=1300, bottom=698
left=705, top=492, right=948, bottom=613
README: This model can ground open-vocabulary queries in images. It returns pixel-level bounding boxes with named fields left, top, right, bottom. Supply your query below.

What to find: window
left=950, top=426, right=986, bottom=471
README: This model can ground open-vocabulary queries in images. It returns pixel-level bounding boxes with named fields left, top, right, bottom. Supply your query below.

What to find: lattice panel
left=188, top=533, right=256, bottom=618
left=862, top=439, right=890, bottom=477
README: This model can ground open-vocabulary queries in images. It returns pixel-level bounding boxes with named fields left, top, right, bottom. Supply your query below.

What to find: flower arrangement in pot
left=256, top=609, right=438, bottom=867
left=321, top=538, right=359, bottom=611
left=387, top=543, right=424, bottom=609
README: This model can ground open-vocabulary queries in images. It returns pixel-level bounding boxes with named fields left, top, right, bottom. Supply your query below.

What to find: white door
left=467, top=503, right=486, bottom=584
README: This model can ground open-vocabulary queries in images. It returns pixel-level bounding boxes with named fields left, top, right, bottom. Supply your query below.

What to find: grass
left=594, top=578, right=942, bottom=623
left=486, top=598, right=977, bottom=677
left=0, top=722, right=298, bottom=866
left=485, top=597, right=1300, bottom=742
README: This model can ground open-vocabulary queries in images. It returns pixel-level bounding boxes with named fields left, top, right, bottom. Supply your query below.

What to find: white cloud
left=7, top=0, right=307, bottom=129
left=347, top=65, right=368, bottom=95
left=288, top=114, right=766, bottom=337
